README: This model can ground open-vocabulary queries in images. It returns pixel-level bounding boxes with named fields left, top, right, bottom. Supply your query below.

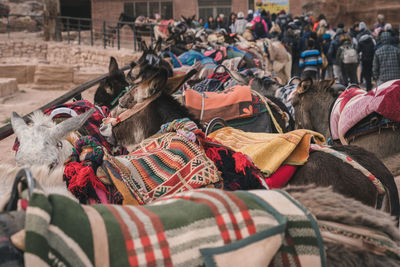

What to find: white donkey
left=0, top=109, right=95, bottom=203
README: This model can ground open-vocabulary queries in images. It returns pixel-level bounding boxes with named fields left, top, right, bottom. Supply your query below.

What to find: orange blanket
left=185, top=86, right=253, bottom=123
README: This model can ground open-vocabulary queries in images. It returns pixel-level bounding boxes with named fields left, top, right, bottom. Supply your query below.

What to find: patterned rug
left=24, top=187, right=326, bottom=267
left=102, top=132, right=222, bottom=205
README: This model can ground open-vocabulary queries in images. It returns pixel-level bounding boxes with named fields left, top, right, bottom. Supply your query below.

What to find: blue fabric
left=178, top=50, right=215, bottom=66
left=162, top=51, right=182, bottom=68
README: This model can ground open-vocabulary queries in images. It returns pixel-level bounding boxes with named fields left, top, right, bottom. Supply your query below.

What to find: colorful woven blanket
left=24, top=187, right=326, bottom=267
left=208, top=128, right=325, bottom=176
left=330, top=79, right=400, bottom=143
left=185, top=86, right=254, bottom=123
left=102, top=132, right=222, bottom=205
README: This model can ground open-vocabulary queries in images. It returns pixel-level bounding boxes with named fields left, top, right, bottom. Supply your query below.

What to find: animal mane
left=28, top=110, right=55, bottom=128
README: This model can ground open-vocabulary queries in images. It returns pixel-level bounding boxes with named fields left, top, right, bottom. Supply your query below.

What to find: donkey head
left=127, top=38, right=172, bottom=84
left=111, top=67, right=198, bottom=147
left=94, top=57, right=129, bottom=109
left=11, top=109, right=95, bottom=168
left=292, top=78, right=337, bottom=137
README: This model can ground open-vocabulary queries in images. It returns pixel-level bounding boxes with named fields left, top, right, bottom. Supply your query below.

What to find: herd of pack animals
left=1, top=16, right=400, bottom=266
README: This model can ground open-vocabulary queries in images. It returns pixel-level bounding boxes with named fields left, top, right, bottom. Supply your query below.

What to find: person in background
left=242, top=22, right=255, bottom=42
left=251, top=11, right=268, bottom=39
left=375, top=14, right=386, bottom=30
left=234, top=12, right=247, bottom=35
left=336, top=34, right=359, bottom=86
left=204, top=16, right=216, bottom=30
left=247, top=9, right=253, bottom=22
left=198, top=17, right=204, bottom=26
left=373, top=31, right=400, bottom=85
left=321, top=33, right=333, bottom=79
left=357, top=24, right=375, bottom=91
left=299, top=38, right=322, bottom=80
left=328, top=23, right=346, bottom=84
left=228, top=12, right=237, bottom=33
left=217, top=14, right=228, bottom=32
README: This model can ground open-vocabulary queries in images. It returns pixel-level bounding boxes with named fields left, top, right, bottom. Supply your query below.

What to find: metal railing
left=2, top=14, right=161, bottom=51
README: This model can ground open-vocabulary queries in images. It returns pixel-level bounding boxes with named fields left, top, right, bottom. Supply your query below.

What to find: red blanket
left=330, top=79, right=400, bottom=141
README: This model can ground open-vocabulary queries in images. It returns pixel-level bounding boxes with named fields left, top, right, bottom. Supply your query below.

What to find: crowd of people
left=171, top=10, right=400, bottom=90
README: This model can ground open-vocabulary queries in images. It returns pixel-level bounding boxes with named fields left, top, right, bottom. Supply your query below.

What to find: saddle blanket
left=330, top=79, right=400, bottom=141
left=24, top=187, right=326, bottom=267
left=102, top=132, right=222, bottom=205
left=275, top=83, right=296, bottom=118
left=208, top=128, right=325, bottom=176
left=185, top=85, right=253, bottom=123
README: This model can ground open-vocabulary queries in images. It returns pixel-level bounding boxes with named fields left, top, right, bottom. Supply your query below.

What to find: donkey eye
left=57, top=141, right=63, bottom=149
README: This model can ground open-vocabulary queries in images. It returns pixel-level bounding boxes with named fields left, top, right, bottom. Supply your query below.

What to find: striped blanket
left=330, top=79, right=400, bottom=142
left=24, top=187, right=326, bottom=267
left=275, top=83, right=296, bottom=118
left=102, top=132, right=222, bottom=205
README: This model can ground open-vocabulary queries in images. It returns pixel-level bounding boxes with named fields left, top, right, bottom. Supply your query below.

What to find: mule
left=292, top=78, right=400, bottom=176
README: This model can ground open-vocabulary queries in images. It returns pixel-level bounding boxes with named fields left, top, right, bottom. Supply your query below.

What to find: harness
left=310, top=144, right=386, bottom=208
left=104, top=91, right=162, bottom=127
left=109, top=86, right=132, bottom=109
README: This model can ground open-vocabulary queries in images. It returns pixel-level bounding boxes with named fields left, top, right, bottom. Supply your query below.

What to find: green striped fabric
left=24, top=187, right=325, bottom=267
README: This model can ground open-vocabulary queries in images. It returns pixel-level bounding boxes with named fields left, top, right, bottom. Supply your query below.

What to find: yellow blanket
left=208, top=127, right=325, bottom=176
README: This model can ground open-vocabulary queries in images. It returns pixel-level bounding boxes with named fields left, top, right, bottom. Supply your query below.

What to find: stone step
left=0, top=78, right=18, bottom=97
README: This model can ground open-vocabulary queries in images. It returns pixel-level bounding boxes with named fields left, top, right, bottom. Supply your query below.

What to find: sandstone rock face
left=295, top=0, right=400, bottom=29
left=34, top=65, right=73, bottom=84
left=0, top=0, right=44, bottom=33
left=0, top=65, right=35, bottom=83
left=0, top=78, right=18, bottom=97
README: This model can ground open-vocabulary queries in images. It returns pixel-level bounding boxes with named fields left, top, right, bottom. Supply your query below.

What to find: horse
left=292, top=78, right=400, bottom=176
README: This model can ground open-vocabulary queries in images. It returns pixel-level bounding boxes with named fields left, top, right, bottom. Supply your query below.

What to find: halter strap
left=103, top=91, right=162, bottom=127
left=110, top=85, right=132, bottom=108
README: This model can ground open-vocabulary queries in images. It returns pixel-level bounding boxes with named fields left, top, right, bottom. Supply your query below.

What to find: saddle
left=330, top=80, right=400, bottom=143
left=185, top=85, right=254, bottom=123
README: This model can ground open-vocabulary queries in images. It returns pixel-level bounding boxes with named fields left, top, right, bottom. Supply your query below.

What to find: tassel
left=232, top=152, right=251, bottom=175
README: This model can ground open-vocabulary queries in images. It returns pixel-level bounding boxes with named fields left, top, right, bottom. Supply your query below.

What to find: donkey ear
left=165, top=69, right=197, bottom=95
left=51, top=109, right=95, bottom=140
left=297, top=78, right=313, bottom=95
left=141, top=40, right=148, bottom=51
left=318, top=78, right=336, bottom=92
left=230, top=70, right=249, bottom=85
left=11, top=112, right=28, bottom=138
left=154, top=37, right=162, bottom=53
left=109, top=57, right=119, bottom=76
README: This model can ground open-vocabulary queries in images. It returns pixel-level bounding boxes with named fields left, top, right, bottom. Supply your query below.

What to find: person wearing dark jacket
left=373, top=32, right=400, bottom=85
left=328, top=25, right=346, bottom=84
left=336, top=34, right=358, bottom=86
left=358, top=32, right=375, bottom=90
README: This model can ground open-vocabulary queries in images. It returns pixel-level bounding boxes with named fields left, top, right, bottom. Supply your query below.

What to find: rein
left=104, top=92, right=162, bottom=127
left=110, top=86, right=132, bottom=108
left=251, top=90, right=284, bottom=134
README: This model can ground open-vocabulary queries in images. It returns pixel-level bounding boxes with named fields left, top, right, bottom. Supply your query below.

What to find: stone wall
left=0, top=40, right=140, bottom=67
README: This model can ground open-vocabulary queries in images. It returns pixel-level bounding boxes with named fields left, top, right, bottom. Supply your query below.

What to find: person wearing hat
left=247, top=9, right=253, bottom=22
left=234, top=11, right=247, bottom=35
left=242, top=22, right=255, bottom=41
left=283, top=22, right=301, bottom=76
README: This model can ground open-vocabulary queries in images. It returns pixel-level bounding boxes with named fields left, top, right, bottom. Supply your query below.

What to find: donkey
left=0, top=185, right=399, bottom=266
left=292, top=78, right=400, bottom=176
left=105, top=63, right=400, bottom=219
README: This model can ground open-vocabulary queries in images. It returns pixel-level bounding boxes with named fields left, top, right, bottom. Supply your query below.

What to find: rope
left=251, top=90, right=283, bottom=134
